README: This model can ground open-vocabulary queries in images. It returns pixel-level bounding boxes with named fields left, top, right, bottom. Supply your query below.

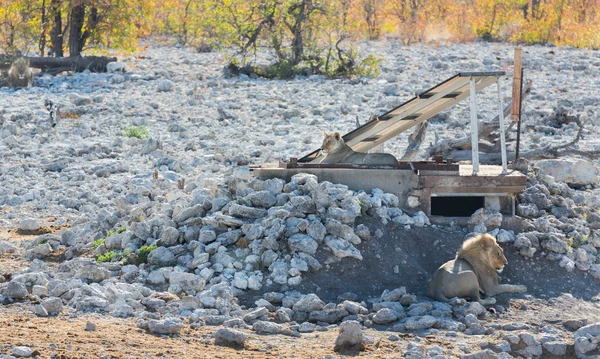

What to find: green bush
left=97, top=251, right=117, bottom=263
left=137, top=243, right=158, bottom=264
left=92, top=238, right=106, bottom=249
left=123, top=126, right=149, bottom=140
left=117, top=226, right=127, bottom=234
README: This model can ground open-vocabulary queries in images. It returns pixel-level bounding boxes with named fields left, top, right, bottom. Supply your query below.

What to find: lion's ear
left=333, top=132, right=341, bottom=140
left=323, top=131, right=329, bottom=137
left=480, top=234, right=496, bottom=248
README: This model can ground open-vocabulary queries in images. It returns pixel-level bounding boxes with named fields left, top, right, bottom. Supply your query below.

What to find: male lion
left=426, top=234, right=527, bottom=305
left=319, top=132, right=398, bottom=165
left=8, top=58, right=34, bottom=89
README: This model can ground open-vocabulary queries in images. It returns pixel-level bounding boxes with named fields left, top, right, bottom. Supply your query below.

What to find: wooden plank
left=511, top=47, right=523, bottom=121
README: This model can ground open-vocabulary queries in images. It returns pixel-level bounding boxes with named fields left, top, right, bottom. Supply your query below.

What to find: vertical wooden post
left=512, top=47, right=523, bottom=160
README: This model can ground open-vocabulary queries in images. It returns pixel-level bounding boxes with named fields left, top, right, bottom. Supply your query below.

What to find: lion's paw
left=480, top=298, right=496, bottom=305
left=516, top=285, right=527, bottom=293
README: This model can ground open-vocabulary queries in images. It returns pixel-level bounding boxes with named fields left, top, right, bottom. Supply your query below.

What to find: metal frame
left=299, top=71, right=509, bottom=176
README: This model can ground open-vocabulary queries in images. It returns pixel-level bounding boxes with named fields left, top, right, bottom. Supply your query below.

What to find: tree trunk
left=68, top=0, right=85, bottom=57
left=50, top=0, right=63, bottom=57
left=39, top=0, right=47, bottom=57
left=0, top=55, right=117, bottom=75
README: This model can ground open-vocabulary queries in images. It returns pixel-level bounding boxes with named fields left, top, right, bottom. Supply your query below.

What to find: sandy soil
left=1, top=223, right=599, bottom=359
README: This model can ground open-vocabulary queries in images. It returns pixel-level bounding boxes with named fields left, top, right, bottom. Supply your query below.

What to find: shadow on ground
left=242, top=218, right=600, bottom=306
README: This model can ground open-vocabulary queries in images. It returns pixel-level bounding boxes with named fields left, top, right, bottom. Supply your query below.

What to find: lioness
left=427, top=234, right=527, bottom=305
left=8, top=58, right=34, bottom=89
left=319, top=132, right=398, bottom=165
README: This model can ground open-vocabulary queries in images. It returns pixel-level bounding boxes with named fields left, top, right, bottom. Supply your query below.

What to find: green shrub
left=123, top=126, right=149, bottom=140
left=97, top=251, right=117, bottom=263
left=117, top=226, right=126, bottom=234
left=137, top=243, right=158, bottom=264
left=92, top=238, right=106, bottom=249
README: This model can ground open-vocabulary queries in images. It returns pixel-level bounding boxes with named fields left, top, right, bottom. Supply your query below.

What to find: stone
left=575, top=323, right=600, bottom=358
left=404, top=315, right=439, bottom=331
left=213, top=328, right=247, bottom=347
left=247, top=191, right=277, bottom=208
left=159, top=227, right=180, bottom=246
left=355, top=224, right=370, bottom=241
left=173, top=205, right=205, bottom=223
left=307, top=221, right=326, bottom=242
left=24, top=243, right=53, bottom=259
left=308, top=308, right=348, bottom=323
left=325, top=219, right=361, bottom=245
left=334, top=320, right=365, bottom=352
left=141, top=138, right=162, bottom=154
left=41, top=297, right=63, bottom=316
left=229, top=203, right=267, bottom=218
left=19, top=218, right=40, bottom=231
left=253, top=321, right=283, bottom=334
left=543, top=340, right=567, bottom=356
left=293, top=293, right=325, bottom=312
left=86, top=321, right=96, bottom=331
left=288, top=234, right=318, bottom=255
left=469, top=208, right=502, bottom=230
left=244, top=307, right=269, bottom=322
left=536, top=159, right=599, bottom=187
left=372, top=308, right=400, bottom=324
left=6, top=281, right=28, bottom=299
left=542, top=235, right=570, bottom=254
left=412, top=211, right=430, bottom=227
left=520, top=332, right=542, bottom=356
left=11, top=347, right=33, bottom=358
left=380, top=287, right=407, bottom=302
left=31, top=304, right=48, bottom=317
left=169, top=272, right=205, bottom=294
left=148, top=246, right=176, bottom=267
left=157, top=79, right=173, bottom=92
left=148, top=318, right=183, bottom=335
left=298, top=322, right=316, bottom=333
left=324, top=236, right=362, bottom=260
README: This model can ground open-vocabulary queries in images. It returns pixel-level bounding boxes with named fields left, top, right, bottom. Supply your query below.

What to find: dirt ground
left=1, top=221, right=600, bottom=358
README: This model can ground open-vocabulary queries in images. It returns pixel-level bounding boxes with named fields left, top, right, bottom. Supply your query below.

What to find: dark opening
left=431, top=196, right=484, bottom=217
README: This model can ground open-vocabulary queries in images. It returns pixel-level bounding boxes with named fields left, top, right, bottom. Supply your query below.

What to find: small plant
left=97, top=251, right=117, bottom=263
left=120, top=248, right=133, bottom=263
left=92, top=238, right=106, bottom=249
left=356, top=198, right=368, bottom=216
left=123, top=125, right=149, bottom=140
left=117, top=226, right=126, bottom=234
left=137, top=243, right=158, bottom=264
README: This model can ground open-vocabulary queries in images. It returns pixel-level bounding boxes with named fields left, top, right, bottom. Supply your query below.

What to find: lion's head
left=457, top=234, right=507, bottom=272
left=10, top=58, right=31, bottom=80
left=321, top=131, right=343, bottom=154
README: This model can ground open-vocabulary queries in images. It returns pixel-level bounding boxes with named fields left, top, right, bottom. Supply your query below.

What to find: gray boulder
left=148, top=246, right=176, bottom=267
left=214, top=328, right=247, bottom=347
left=229, top=203, right=267, bottom=218
left=253, top=321, right=283, bottom=334
left=575, top=323, right=600, bottom=358
left=6, top=281, right=28, bottom=299
left=324, top=236, right=362, bottom=260
left=334, top=320, right=365, bottom=352
left=148, top=318, right=183, bottom=335
left=288, top=234, right=318, bottom=255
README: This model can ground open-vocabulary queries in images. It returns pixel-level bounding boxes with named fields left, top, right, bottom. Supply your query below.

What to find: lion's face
left=488, top=242, right=508, bottom=272
left=321, top=132, right=342, bottom=153
left=11, top=59, right=30, bottom=79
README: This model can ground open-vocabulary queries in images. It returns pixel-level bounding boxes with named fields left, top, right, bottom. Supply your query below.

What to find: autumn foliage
left=0, top=0, right=599, bottom=58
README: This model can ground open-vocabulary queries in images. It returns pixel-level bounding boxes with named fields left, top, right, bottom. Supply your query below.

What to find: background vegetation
left=1, top=0, right=598, bottom=76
